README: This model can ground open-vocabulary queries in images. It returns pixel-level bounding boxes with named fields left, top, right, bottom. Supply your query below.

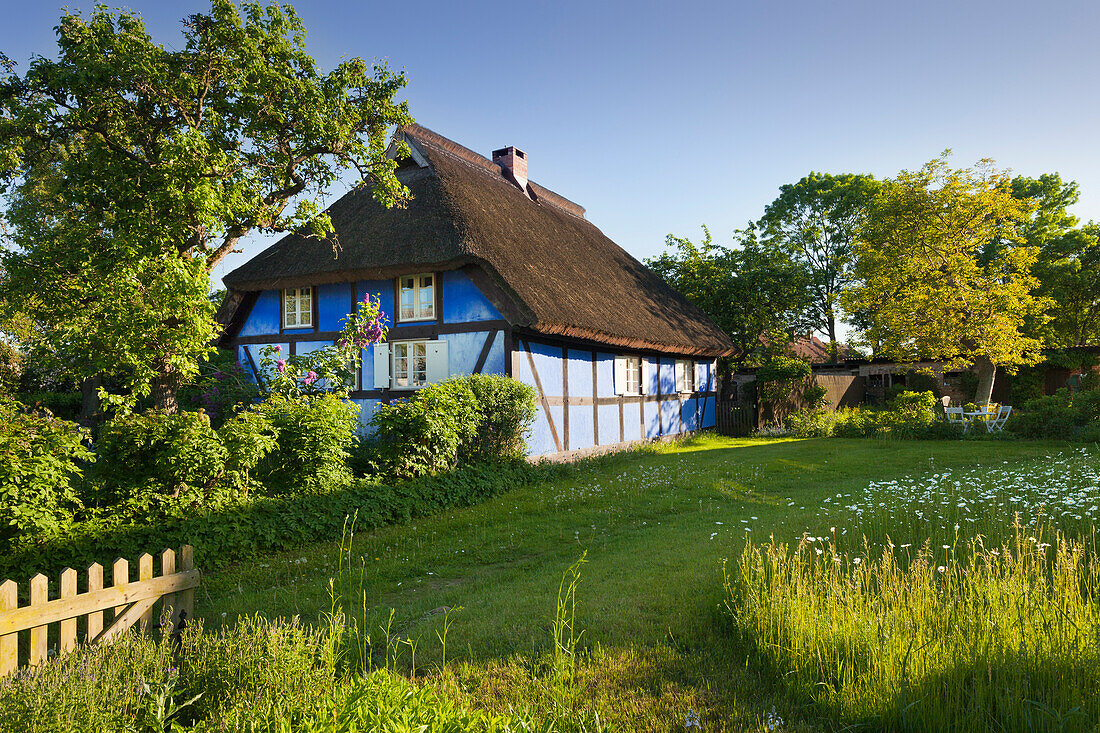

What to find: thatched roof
left=221, top=124, right=735, bottom=357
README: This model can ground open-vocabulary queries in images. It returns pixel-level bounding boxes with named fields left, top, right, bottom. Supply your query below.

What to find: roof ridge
left=400, top=124, right=586, bottom=220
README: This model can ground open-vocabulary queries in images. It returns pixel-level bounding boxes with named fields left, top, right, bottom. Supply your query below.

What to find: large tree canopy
left=646, top=225, right=811, bottom=370
left=1008, top=174, right=1100, bottom=347
left=757, top=172, right=879, bottom=358
left=0, top=0, right=412, bottom=411
left=843, top=153, right=1048, bottom=404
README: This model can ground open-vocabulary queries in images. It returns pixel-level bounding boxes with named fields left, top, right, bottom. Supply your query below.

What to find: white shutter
left=373, top=343, right=390, bottom=388
left=640, top=358, right=650, bottom=394
left=614, top=356, right=626, bottom=395
left=426, top=339, right=449, bottom=384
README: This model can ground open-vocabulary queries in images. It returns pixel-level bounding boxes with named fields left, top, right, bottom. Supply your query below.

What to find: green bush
left=96, top=410, right=230, bottom=503
left=365, top=378, right=481, bottom=480
left=0, top=399, right=92, bottom=543
left=92, top=408, right=278, bottom=522
left=254, top=394, right=358, bottom=494
left=1009, top=388, right=1100, bottom=440
left=15, top=391, right=82, bottom=420
left=459, top=374, right=538, bottom=462
left=0, top=460, right=547, bottom=580
left=789, top=391, right=965, bottom=440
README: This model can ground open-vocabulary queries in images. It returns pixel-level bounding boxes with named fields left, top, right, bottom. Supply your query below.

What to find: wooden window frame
left=623, top=356, right=641, bottom=395
left=675, top=359, right=694, bottom=394
left=396, top=273, right=436, bottom=323
left=391, top=340, right=430, bottom=390
left=282, top=287, right=313, bottom=329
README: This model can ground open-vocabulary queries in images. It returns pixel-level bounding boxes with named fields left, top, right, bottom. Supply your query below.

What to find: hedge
left=0, top=460, right=552, bottom=582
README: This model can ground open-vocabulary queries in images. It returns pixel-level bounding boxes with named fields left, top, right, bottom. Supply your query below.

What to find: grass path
left=199, top=436, right=1064, bottom=729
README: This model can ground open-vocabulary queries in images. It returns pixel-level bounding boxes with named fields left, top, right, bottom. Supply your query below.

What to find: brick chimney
left=492, top=146, right=528, bottom=192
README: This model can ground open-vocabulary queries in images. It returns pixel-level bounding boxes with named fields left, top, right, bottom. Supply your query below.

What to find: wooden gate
left=0, top=545, right=198, bottom=677
left=716, top=401, right=757, bottom=437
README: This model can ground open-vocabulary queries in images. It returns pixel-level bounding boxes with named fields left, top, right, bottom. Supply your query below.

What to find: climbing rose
left=304, top=370, right=319, bottom=385
left=276, top=359, right=287, bottom=373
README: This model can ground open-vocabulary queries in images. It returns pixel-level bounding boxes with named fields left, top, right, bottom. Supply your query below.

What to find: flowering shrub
left=0, top=398, right=92, bottom=542
left=179, top=350, right=261, bottom=425
left=258, top=293, right=388, bottom=398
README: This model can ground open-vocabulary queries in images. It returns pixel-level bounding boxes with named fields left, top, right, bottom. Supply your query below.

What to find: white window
left=615, top=355, right=642, bottom=395
left=675, top=359, right=694, bottom=393
left=283, top=287, right=312, bottom=328
left=398, top=273, right=435, bottom=321
left=374, top=340, right=449, bottom=389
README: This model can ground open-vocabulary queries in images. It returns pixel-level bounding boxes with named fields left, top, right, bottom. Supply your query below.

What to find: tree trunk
left=973, top=355, right=997, bottom=404
left=150, top=368, right=181, bottom=414
left=79, top=375, right=102, bottom=425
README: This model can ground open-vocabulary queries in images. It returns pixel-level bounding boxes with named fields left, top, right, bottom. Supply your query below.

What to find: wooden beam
left=59, top=568, right=77, bottom=654
left=92, top=598, right=158, bottom=646
left=562, top=346, right=569, bottom=452
left=522, top=340, right=562, bottom=453
left=591, top=351, right=599, bottom=447
left=28, top=574, right=47, bottom=666
left=0, top=570, right=200, bottom=635
left=472, top=330, right=497, bottom=375
left=86, top=563, right=103, bottom=641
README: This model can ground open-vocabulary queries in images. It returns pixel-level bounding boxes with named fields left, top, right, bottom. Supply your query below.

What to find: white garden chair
left=985, top=405, right=1012, bottom=433
left=944, top=407, right=967, bottom=431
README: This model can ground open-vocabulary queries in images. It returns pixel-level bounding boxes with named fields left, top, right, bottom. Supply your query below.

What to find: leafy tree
left=646, top=225, right=811, bottom=370
left=843, top=153, right=1048, bottom=404
left=0, top=1, right=412, bottom=412
left=1008, top=174, right=1100, bottom=347
left=757, top=173, right=879, bottom=359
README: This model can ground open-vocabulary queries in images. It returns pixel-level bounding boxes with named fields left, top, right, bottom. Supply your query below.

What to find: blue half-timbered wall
left=512, top=337, right=718, bottom=457
left=231, top=268, right=718, bottom=455
left=232, top=268, right=507, bottom=432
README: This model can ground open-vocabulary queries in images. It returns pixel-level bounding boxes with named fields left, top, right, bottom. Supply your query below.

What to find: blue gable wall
left=239, top=290, right=280, bottom=337
left=442, top=270, right=502, bottom=323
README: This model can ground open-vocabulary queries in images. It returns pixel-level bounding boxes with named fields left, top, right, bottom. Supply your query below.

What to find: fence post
left=111, top=558, right=129, bottom=631
left=138, top=554, right=153, bottom=633
left=0, top=580, right=16, bottom=676
left=87, top=563, right=103, bottom=641
left=60, top=568, right=77, bottom=654
left=160, top=549, right=176, bottom=631
left=29, top=574, right=48, bottom=666
left=179, top=545, right=194, bottom=630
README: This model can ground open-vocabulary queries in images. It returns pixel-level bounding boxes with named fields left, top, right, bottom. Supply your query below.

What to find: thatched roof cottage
left=218, top=124, right=734, bottom=457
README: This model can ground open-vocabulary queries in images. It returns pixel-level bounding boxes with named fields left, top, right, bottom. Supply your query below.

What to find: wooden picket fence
left=0, top=545, right=199, bottom=677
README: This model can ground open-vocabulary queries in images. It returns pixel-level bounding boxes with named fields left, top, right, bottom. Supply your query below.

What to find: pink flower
left=274, top=345, right=282, bottom=353
left=276, top=359, right=287, bottom=373
left=304, top=370, right=319, bottom=386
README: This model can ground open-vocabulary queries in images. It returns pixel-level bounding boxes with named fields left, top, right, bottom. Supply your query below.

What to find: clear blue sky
left=4, top=0, right=1100, bottom=288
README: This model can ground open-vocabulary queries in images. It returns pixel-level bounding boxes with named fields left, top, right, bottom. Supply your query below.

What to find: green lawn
left=198, top=435, right=1070, bottom=731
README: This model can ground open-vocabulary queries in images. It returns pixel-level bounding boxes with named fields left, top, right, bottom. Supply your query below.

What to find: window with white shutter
left=675, top=359, right=694, bottom=393
left=615, top=355, right=642, bottom=395
left=385, top=339, right=449, bottom=389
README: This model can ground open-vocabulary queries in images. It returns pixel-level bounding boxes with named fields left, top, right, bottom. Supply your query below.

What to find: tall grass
left=723, top=534, right=1100, bottom=731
